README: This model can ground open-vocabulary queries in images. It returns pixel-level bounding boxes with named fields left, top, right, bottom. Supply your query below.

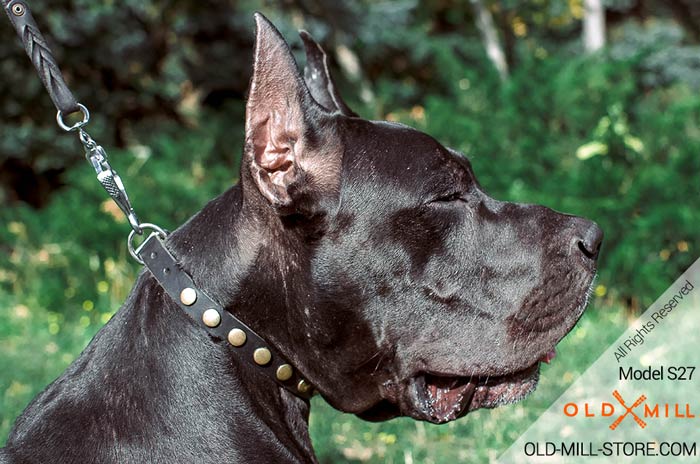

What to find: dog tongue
left=539, top=349, right=557, bottom=364
left=426, top=376, right=476, bottom=422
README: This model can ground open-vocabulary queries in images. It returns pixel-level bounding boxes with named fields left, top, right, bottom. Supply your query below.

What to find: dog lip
left=412, top=373, right=477, bottom=423
left=410, top=363, right=541, bottom=423
left=445, top=364, right=539, bottom=417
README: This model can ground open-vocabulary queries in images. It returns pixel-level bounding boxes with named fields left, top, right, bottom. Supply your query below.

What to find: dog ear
left=300, top=31, right=357, bottom=117
left=246, top=14, right=335, bottom=210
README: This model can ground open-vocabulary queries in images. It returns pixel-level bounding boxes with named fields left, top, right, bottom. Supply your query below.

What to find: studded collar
left=136, top=232, right=314, bottom=400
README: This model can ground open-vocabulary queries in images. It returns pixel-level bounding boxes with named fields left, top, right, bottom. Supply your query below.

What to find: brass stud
left=202, top=309, right=221, bottom=328
left=297, top=379, right=312, bottom=394
left=179, top=287, right=197, bottom=306
left=253, top=347, right=272, bottom=366
left=227, top=328, right=246, bottom=347
left=276, top=364, right=293, bottom=381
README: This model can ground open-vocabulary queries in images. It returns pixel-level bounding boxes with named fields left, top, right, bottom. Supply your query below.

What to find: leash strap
left=137, top=233, right=315, bottom=401
left=2, top=0, right=79, bottom=115
left=2, top=0, right=142, bottom=234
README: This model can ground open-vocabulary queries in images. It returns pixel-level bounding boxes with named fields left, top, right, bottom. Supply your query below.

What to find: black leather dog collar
left=137, top=233, right=314, bottom=400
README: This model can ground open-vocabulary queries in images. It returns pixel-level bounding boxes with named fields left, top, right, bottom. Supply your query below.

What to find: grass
left=0, top=289, right=626, bottom=462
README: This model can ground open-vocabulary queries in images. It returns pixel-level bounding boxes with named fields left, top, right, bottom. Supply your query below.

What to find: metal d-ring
left=128, top=223, right=168, bottom=264
left=56, top=103, right=90, bottom=132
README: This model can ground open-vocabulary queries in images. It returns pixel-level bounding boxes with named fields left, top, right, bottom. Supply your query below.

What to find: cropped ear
left=300, top=31, right=357, bottom=117
left=245, top=14, right=323, bottom=209
left=245, top=15, right=342, bottom=212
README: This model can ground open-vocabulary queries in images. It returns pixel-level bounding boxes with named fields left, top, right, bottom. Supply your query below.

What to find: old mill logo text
left=563, top=390, right=696, bottom=430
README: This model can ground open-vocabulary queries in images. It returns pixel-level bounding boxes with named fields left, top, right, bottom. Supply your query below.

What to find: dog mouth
left=412, top=357, right=549, bottom=423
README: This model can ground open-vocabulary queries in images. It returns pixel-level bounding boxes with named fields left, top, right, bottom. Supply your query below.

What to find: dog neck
left=5, top=185, right=318, bottom=463
left=137, top=184, right=318, bottom=461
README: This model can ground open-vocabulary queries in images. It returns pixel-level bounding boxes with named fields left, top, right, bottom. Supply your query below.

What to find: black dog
left=1, top=14, right=602, bottom=463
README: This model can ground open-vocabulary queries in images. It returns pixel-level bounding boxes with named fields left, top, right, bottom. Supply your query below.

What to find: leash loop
left=2, top=0, right=80, bottom=114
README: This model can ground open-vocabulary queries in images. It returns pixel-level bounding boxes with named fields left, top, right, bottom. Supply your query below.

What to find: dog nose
left=574, top=219, right=603, bottom=259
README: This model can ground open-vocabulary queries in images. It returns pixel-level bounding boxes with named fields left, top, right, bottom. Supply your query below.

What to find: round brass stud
left=276, top=364, right=294, bottom=381
left=202, top=309, right=221, bottom=328
left=228, top=328, right=247, bottom=347
left=297, top=379, right=312, bottom=394
left=179, top=287, right=197, bottom=306
left=253, top=347, right=272, bottom=366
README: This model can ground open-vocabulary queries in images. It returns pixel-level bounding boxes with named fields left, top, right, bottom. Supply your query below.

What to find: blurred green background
left=1, top=1, right=698, bottom=462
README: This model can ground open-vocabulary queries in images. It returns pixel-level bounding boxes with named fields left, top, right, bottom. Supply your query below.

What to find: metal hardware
left=11, top=2, right=24, bottom=16
left=128, top=223, right=168, bottom=264
left=202, top=309, right=221, bottom=327
left=179, top=288, right=198, bottom=306
left=297, top=379, right=313, bottom=394
left=77, top=127, right=142, bottom=234
left=253, top=347, right=272, bottom=366
left=228, top=328, right=247, bottom=347
left=56, top=103, right=89, bottom=132
left=4, top=0, right=159, bottom=251
left=276, top=364, right=293, bottom=381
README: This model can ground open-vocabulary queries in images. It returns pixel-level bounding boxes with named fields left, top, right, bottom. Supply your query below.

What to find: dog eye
left=430, top=192, right=465, bottom=204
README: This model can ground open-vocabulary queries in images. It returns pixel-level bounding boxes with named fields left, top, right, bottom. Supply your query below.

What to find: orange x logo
left=609, top=390, right=647, bottom=430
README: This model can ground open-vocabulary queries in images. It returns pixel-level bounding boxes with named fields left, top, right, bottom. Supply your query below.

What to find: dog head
left=237, top=14, right=601, bottom=424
